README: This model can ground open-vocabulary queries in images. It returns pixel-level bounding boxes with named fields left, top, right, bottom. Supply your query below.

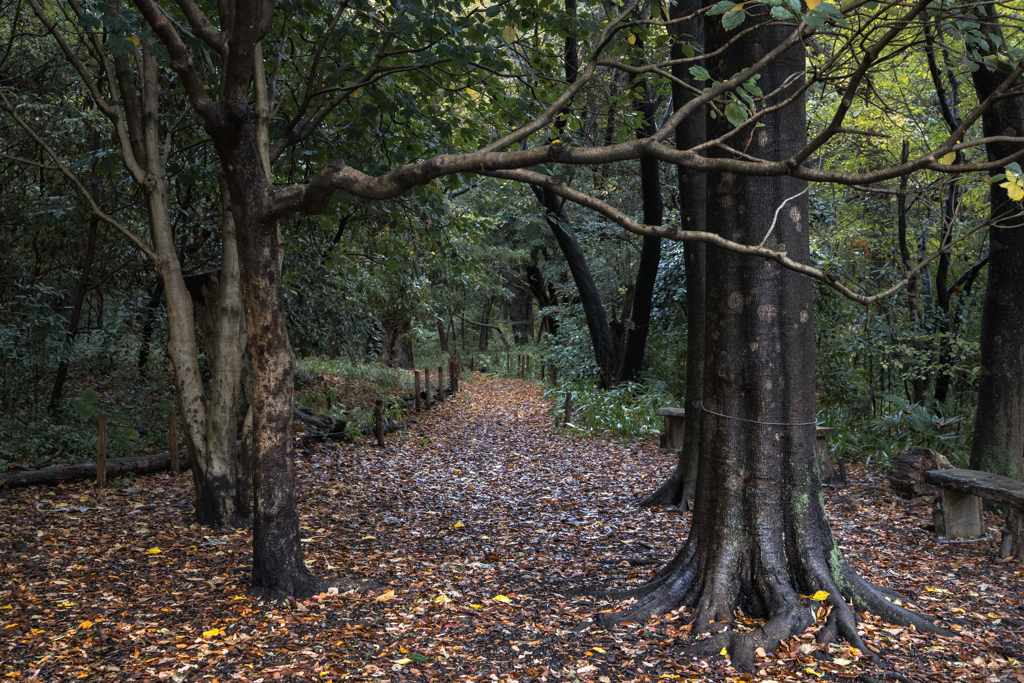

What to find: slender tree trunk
left=437, top=318, right=448, bottom=352
left=615, top=73, right=662, bottom=384
left=532, top=0, right=615, bottom=385
left=639, top=0, right=704, bottom=508
left=607, top=6, right=940, bottom=666
left=478, top=296, right=492, bottom=351
left=539, top=194, right=617, bottom=385
left=969, top=3, right=1024, bottom=480
left=896, top=140, right=927, bottom=404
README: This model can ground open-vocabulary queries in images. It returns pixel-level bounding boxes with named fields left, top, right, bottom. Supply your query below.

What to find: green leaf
left=722, top=7, right=746, bottom=30
left=802, top=11, right=825, bottom=28
left=409, top=653, right=430, bottom=662
left=725, top=102, right=747, bottom=127
left=770, top=5, right=792, bottom=19
left=707, top=1, right=736, bottom=16
left=689, top=66, right=711, bottom=81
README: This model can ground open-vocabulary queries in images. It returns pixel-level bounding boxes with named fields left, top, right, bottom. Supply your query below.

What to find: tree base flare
left=247, top=571, right=362, bottom=602
left=596, top=544, right=949, bottom=671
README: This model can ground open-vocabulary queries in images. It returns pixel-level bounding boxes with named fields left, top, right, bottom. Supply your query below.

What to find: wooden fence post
left=438, top=365, right=444, bottom=401
left=424, top=369, right=432, bottom=409
left=414, top=371, right=421, bottom=412
left=563, top=393, right=573, bottom=426
left=169, top=413, right=179, bottom=474
left=374, top=399, right=385, bottom=447
left=96, top=415, right=107, bottom=488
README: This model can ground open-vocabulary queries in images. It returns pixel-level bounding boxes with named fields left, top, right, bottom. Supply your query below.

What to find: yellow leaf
left=127, top=36, right=140, bottom=46
left=502, top=25, right=517, bottom=43
left=79, top=620, right=93, bottom=629
left=374, top=589, right=396, bottom=602
left=806, top=0, right=822, bottom=7
left=810, top=590, right=830, bottom=601
left=454, top=522, right=464, bottom=528
left=661, top=3, right=670, bottom=20
left=593, top=646, right=606, bottom=653
left=433, top=593, right=451, bottom=604
left=144, top=548, right=161, bottom=554
left=720, top=647, right=729, bottom=656
left=395, top=658, right=412, bottom=665
left=939, top=152, right=956, bottom=165
left=493, top=595, right=512, bottom=604
left=470, top=604, right=483, bottom=609
left=806, top=668, right=823, bottom=678
left=202, top=628, right=220, bottom=638
left=627, top=32, right=636, bottom=45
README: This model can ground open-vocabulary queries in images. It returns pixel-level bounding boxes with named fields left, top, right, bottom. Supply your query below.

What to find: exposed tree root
left=638, top=454, right=697, bottom=510
left=596, top=542, right=949, bottom=671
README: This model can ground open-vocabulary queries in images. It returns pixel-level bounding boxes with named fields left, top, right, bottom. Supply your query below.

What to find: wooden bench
left=656, top=407, right=686, bottom=449
left=923, top=468, right=1024, bottom=559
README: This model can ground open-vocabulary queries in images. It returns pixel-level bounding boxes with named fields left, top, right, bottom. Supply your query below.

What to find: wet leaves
left=1, top=374, right=1022, bottom=681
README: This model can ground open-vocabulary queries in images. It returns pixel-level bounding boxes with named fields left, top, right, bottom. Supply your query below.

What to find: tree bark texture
left=969, top=4, right=1024, bottom=481
left=219, top=121, right=325, bottom=600
left=605, top=7, right=940, bottom=666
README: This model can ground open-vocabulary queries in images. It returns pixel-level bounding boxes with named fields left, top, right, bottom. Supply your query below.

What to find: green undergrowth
left=294, top=357, right=422, bottom=439
left=543, top=377, right=674, bottom=440
left=816, top=394, right=972, bottom=469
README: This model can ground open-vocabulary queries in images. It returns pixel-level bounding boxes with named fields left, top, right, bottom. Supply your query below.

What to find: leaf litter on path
left=1, top=374, right=1021, bottom=681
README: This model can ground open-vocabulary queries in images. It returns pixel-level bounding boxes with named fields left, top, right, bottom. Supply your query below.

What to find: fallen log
left=0, top=452, right=190, bottom=489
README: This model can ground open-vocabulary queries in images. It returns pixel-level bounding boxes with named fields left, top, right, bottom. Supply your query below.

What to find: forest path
left=1, top=373, right=1020, bottom=681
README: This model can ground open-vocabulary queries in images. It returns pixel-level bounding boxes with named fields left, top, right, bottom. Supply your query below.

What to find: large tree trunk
left=381, top=312, right=415, bottom=369
left=969, top=3, right=1024, bottom=481
left=605, top=6, right=940, bottom=667
left=639, top=0, right=705, bottom=508
left=221, top=124, right=325, bottom=600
